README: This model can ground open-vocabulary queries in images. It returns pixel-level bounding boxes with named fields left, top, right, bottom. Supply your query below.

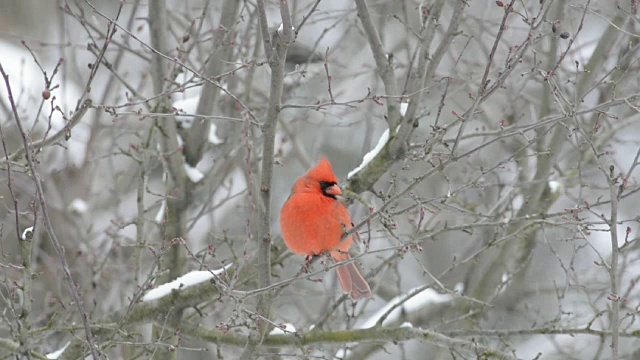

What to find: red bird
left=280, top=157, right=372, bottom=299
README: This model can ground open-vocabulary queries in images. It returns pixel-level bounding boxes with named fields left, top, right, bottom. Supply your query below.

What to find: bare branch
left=0, top=63, right=100, bottom=360
left=240, top=0, right=295, bottom=359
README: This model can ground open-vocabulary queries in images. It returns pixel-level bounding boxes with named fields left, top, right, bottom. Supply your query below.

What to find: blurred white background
left=0, top=0, right=639, bottom=359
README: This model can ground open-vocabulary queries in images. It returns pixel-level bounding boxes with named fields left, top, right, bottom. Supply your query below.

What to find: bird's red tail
left=334, top=252, right=371, bottom=300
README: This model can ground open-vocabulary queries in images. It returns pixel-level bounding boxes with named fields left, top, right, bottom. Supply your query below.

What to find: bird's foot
left=302, top=255, right=315, bottom=273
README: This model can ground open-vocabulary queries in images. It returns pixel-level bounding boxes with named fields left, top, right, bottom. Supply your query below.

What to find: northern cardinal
left=280, top=157, right=372, bottom=299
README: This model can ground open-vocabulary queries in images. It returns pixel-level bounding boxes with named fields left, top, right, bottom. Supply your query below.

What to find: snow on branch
left=360, top=287, right=452, bottom=329
left=142, top=264, right=232, bottom=302
left=348, top=126, right=399, bottom=179
left=21, top=226, right=34, bottom=241
left=269, top=323, right=297, bottom=335
left=154, top=200, right=166, bottom=224
left=45, top=342, right=70, bottom=359
left=184, top=163, right=205, bottom=183
left=548, top=180, right=561, bottom=193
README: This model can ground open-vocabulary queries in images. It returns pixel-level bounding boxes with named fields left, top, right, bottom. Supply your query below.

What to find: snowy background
left=0, top=0, right=639, bottom=359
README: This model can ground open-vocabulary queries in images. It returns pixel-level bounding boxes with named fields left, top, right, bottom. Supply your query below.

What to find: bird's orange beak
left=324, top=184, right=342, bottom=196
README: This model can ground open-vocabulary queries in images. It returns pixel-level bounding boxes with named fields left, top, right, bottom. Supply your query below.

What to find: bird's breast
left=280, top=193, right=352, bottom=256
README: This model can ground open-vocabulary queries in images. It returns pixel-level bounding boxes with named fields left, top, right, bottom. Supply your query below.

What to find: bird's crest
left=306, top=157, right=338, bottom=183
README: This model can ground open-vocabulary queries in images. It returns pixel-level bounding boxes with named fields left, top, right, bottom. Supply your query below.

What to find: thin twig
left=450, top=0, right=516, bottom=155
left=354, top=0, right=401, bottom=127
left=608, top=164, right=620, bottom=360
left=323, top=47, right=335, bottom=103
left=239, top=0, right=294, bottom=359
left=0, top=63, right=100, bottom=360
left=5, top=99, right=92, bottom=163
left=77, top=0, right=124, bottom=111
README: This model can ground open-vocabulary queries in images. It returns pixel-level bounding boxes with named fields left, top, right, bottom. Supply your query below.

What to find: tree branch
left=0, top=63, right=100, bottom=360
left=354, top=0, right=401, bottom=128
left=184, top=0, right=241, bottom=165
left=240, top=1, right=294, bottom=359
left=188, top=325, right=519, bottom=360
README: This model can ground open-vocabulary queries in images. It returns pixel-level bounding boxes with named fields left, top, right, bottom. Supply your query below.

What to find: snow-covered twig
left=142, top=264, right=232, bottom=302
left=348, top=126, right=398, bottom=179
left=360, top=287, right=451, bottom=329
left=45, top=342, right=70, bottom=359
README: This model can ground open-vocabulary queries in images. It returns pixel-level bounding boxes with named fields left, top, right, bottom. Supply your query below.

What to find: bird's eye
left=319, top=181, right=336, bottom=191
left=319, top=181, right=341, bottom=198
